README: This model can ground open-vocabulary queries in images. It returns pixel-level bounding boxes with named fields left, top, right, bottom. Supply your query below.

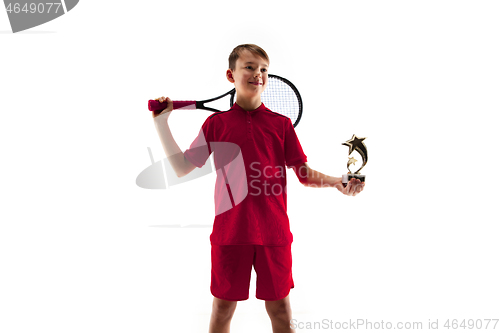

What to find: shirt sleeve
left=284, top=118, right=307, bottom=168
left=184, top=116, right=213, bottom=168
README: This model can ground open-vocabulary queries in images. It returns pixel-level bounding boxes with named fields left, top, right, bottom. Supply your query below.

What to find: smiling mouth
left=249, top=82, right=262, bottom=85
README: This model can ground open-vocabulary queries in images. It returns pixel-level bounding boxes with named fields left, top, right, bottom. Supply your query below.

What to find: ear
left=226, top=69, right=234, bottom=83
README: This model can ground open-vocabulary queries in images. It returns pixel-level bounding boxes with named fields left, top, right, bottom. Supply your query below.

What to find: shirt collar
left=230, top=102, right=266, bottom=113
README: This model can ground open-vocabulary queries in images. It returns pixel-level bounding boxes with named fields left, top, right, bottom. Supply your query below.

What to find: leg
left=265, top=295, right=295, bottom=333
left=254, top=245, right=295, bottom=332
left=208, top=296, right=237, bottom=333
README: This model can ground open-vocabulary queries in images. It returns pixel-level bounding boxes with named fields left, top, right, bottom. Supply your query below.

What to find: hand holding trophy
left=342, top=134, right=367, bottom=187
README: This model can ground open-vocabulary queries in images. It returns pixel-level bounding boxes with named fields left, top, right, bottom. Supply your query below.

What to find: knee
left=266, top=301, right=292, bottom=321
left=211, top=298, right=237, bottom=321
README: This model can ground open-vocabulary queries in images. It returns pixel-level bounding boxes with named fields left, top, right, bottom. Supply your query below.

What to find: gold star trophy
left=342, top=134, right=367, bottom=187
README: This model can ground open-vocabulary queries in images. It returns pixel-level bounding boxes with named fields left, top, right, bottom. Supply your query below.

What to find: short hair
left=228, top=44, right=269, bottom=70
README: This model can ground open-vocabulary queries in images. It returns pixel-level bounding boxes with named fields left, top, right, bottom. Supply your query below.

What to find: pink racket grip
left=148, top=99, right=196, bottom=112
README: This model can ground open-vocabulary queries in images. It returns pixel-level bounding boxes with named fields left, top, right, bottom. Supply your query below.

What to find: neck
left=235, top=95, right=262, bottom=111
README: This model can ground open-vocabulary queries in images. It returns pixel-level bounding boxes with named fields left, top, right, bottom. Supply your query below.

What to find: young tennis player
left=153, top=44, right=364, bottom=333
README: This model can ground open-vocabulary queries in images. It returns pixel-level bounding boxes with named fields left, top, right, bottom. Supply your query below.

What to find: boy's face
left=227, top=49, right=269, bottom=98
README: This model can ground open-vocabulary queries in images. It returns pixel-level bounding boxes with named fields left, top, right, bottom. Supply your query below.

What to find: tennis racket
left=148, top=74, right=303, bottom=127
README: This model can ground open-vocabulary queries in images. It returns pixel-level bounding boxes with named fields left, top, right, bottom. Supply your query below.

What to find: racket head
left=230, top=74, right=303, bottom=127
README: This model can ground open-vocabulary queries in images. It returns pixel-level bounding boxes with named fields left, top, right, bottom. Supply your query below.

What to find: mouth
left=249, top=82, right=263, bottom=86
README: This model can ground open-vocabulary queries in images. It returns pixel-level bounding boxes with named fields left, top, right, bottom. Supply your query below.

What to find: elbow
left=168, top=155, right=192, bottom=178
left=292, top=163, right=310, bottom=185
left=174, top=160, right=195, bottom=178
left=298, top=175, right=309, bottom=186
left=174, top=168, right=187, bottom=178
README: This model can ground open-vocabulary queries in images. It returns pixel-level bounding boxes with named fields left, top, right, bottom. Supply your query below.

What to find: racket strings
left=261, top=77, right=301, bottom=125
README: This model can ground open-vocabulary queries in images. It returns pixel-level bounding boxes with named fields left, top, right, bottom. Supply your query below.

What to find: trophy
left=341, top=134, right=367, bottom=187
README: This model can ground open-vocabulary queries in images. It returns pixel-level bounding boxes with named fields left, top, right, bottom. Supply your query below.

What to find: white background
left=1, top=1, right=499, bottom=332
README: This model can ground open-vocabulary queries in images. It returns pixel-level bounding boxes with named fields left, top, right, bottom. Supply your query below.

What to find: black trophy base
left=342, top=174, right=365, bottom=187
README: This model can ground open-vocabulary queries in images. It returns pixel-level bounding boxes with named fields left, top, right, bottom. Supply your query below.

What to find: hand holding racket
left=151, top=96, right=173, bottom=119
left=148, top=74, right=303, bottom=127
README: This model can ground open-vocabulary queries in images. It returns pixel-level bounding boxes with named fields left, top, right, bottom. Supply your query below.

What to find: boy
left=153, top=44, right=364, bottom=333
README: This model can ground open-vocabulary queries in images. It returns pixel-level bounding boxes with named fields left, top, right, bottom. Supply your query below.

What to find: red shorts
left=211, top=244, right=294, bottom=301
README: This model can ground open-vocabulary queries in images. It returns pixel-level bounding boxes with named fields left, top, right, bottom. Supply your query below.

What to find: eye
left=261, top=68, right=268, bottom=72
left=245, top=66, right=253, bottom=69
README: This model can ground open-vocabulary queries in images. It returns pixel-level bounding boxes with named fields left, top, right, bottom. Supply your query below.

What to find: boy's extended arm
left=292, top=162, right=364, bottom=196
left=152, top=98, right=196, bottom=177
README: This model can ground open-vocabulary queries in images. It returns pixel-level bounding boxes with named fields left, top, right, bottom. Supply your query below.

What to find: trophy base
left=342, top=174, right=365, bottom=187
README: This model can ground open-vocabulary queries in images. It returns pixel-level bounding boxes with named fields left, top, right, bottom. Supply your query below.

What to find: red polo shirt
left=184, top=102, right=307, bottom=246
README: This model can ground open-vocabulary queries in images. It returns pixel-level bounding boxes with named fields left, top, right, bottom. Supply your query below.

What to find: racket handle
left=148, top=99, right=196, bottom=112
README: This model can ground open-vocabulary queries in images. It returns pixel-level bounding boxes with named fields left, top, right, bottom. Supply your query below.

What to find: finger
left=350, top=185, right=356, bottom=196
left=345, top=180, right=353, bottom=195
left=350, top=179, right=362, bottom=195
left=344, top=182, right=352, bottom=195
left=351, top=181, right=361, bottom=195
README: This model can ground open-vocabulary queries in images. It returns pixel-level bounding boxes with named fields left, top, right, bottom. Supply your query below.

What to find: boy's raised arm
left=152, top=96, right=196, bottom=177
